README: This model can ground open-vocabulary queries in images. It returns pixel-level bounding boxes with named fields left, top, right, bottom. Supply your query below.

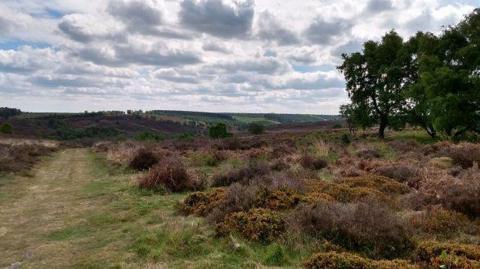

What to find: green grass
left=47, top=225, right=92, bottom=241
left=76, top=151, right=320, bottom=268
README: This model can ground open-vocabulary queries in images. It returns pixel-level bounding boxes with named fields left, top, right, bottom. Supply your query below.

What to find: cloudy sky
left=0, top=0, right=476, bottom=114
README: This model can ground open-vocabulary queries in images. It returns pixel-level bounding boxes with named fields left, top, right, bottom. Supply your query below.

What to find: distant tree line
left=0, top=107, right=21, bottom=120
left=339, top=9, right=480, bottom=140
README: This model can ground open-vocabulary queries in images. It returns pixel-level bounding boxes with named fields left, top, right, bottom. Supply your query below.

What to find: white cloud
left=0, top=0, right=476, bottom=114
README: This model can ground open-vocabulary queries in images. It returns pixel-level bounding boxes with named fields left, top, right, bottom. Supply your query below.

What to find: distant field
left=149, top=110, right=341, bottom=128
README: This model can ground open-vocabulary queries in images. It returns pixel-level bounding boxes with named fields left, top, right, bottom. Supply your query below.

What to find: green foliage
left=263, top=243, right=287, bottom=266
left=134, top=131, right=164, bottom=142
left=339, top=9, right=480, bottom=140
left=413, top=9, right=480, bottom=139
left=341, top=133, right=351, bottom=145
left=248, top=122, right=265, bottom=135
left=0, top=123, right=12, bottom=134
left=0, top=107, right=21, bottom=119
left=209, top=123, right=231, bottom=139
left=339, top=31, right=413, bottom=138
left=48, top=119, right=120, bottom=140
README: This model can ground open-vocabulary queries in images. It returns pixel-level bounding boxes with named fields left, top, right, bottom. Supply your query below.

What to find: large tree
left=339, top=31, right=415, bottom=138
left=403, top=32, right=438, bottom=138
left=415, top=9, right=480, bottom=138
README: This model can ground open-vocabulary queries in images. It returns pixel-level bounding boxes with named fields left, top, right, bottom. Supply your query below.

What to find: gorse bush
left=128, top=149, right=158, bottom=171
left=219, top=208, right=285, bottom=244
left=180, top=188, right=226, bottom=216
left=304, top=251, right=418, bottom=269
left=290, top=200, right=415, bottom=259
left=414, top=241, right=480, bottom=268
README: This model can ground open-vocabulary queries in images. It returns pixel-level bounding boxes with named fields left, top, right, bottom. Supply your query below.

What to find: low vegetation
left=89, top=127, right=480, bottom=268
left=0, top=140, right=57, bottom=174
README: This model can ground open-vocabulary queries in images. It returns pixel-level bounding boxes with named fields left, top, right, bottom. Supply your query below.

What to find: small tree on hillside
left=248, top=122, right=265, bottom=135
left=0, top=123, right=12, bottom=134
left=209, top=123, right=231, bottom=139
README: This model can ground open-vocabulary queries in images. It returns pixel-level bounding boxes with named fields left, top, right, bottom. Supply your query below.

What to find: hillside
left=1, top=110, right=342, bottom=141
left=148, top=110, right=341, bottom=129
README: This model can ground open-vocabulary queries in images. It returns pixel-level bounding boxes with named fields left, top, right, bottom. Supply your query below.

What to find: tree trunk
left=426, top=125, right=436, bottom=139
left=378, top=120, right=387, bottom=139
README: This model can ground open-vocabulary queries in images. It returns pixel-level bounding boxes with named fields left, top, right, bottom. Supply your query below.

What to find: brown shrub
left=409, top=208, right=475, bottom=239
left=128, top=149, right=158, bottom=171
left=357, top=148, right=381, bottom=159
left=422, top=141, right=452, bottom=156
left=388, top=140, right=420, bottom=153
left=300, top=155, right=328, bottom=170
left=218, top=208, right=285, bottom=244
left=138, top=159, right=197, bottom=192
left=270, top=159, right=290, bottom=171
left=270, top=143, right=295, bottom=159
left=206, top=183, right=258, bottom=224
left=304, top=251, right=418, bottom=269
left=211, top=150, right=228, bottom=163
left=440, top=143, right=480, bottom=169
left=0, top=143, right=56, bottom=173
left=336, top=175, right=411, bottom=195
left=374, top=164, right=419, bottom=184
left=414, top=241, right=480, bottom=268
left=211, top=160, right=271, bottom=187
left=413, top=169, right=480, bottom=218
left=290, top=200, right=415, bottom=259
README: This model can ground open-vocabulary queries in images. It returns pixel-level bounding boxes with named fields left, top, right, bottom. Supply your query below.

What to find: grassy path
left=0, top=149, right=294, bottom=269
left=0, top=149, right=111, bottom=268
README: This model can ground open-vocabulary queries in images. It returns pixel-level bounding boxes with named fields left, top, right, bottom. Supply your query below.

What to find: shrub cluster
left=219, top=208, right=284, bottom=244
left=413, top=168, right=480, bottom=218
left=300, top=155, right=328, bottom=170
left=180, top=188, right=226, bottom=216
left=290, top=200, right=415, bottom=259
left=211, top=160, right=271, bottom=187
left=374, top=164, right=419, bottom=184
left=305, top=175, right=409, bottom=206
left=138, top=158, right=198, bottom=192
left=304, top=251, right=418, bottom=269
left=413, top=241, right=480, bottom=268
left=128, top=149, right=158, bottom=171
left=409, top=208, right=475, bottom=239
left=0, top=143, right=56, bottom=173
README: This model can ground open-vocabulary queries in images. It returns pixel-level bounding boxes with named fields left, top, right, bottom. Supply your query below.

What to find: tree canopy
left=339, top=9, right=480, bottom=140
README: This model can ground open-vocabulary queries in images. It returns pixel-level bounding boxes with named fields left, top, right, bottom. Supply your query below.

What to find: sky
left=0, top=0, right=476, bottom=114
